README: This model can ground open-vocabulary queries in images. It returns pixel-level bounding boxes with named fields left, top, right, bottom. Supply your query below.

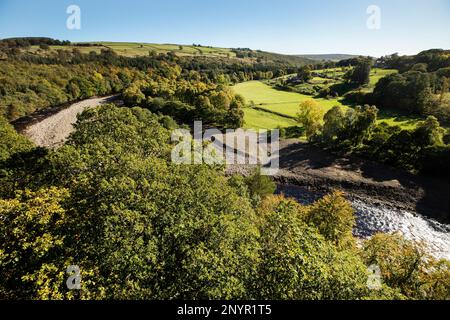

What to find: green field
left=368, top=68, right=398, bottom=88
left=234, top=80, right=422, bottom=130
left=100, top=42, right=236, bottom=57
left=243, top=108, right=298, bottom=129
left=234, top=81, right=342, bottom=118
left=31, top=42, right=236, bottom=58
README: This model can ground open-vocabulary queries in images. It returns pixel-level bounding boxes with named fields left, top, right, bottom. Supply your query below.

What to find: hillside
left=296, top=54, right=360, bottom=61
left=0, top=38, right=315, bottom=67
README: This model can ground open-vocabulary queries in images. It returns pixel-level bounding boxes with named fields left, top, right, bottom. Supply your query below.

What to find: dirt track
left=22, top=95, right=117, bottom=148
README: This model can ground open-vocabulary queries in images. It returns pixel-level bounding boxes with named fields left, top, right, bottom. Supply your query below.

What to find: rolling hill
left=296, top=54, right=360, bottom=61
left=0, top=37, right=316, bottom=67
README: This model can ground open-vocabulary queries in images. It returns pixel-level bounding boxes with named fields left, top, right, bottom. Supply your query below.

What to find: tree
left=244, top=167, right=276, bottom=203
left=122, top=82, right=146, bottom=105
left=253, top=195, right=368, bottom=300
left=305, top=191, right=356, bottom=249
left=322, top=106, right=346, bottom=143
left=360, top=233, right=450, bottom=299
left=27, top=105, right=260, bottom=299
left=335, top=105, right=378, bottom=149
left=320, top=105, right=378, bottom=149
left=345, top=59, right=372, bottom=86
left=413, top=116, right=445, bottom=148
left=411, top=63, right=428, bottom=73
left=297, top=65, right=312, bottom=83
left=0, top=187, right=74, bottom=299
left=348, top=105, right=378, bottom=147
left=440, top=77, right=448, bottom=103
left=297, top=100, right=323, bottom=141
left=373, top=72, right=437, bottom=116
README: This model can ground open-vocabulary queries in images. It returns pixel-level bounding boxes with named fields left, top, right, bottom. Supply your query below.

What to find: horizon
left=0, top=0, right=449, bottom=57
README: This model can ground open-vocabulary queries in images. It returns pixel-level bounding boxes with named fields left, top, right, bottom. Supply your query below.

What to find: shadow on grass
left=376, top=108, right=424, bottom=126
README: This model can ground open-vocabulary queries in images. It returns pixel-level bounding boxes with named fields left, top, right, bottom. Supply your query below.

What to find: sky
left=0, top=0, right=449, bottom=57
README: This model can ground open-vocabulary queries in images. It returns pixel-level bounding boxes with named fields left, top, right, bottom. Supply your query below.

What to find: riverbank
left=227, top=139, right=450, bottom=224
left=226, top=139, right=450, bottom=259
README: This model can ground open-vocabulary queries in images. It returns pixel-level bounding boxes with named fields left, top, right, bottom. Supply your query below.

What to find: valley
left=1, top=36, right=449, bottom=301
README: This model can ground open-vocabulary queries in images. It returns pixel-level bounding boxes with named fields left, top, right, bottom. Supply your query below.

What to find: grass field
left=30, top=45, right=105, bottom=54
left=31, top=42, right=236, bottom=58
left=234, top=80, right=423, bottom=130
left=368, top=68, right=398, bottom=88
left=234, top=81, right=342, bottom=118
left=243, top=108, right=298, bottom=129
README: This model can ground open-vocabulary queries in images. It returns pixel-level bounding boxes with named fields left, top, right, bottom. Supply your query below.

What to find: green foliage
left=320, top=105, right=378, bottom=150
left=373, top=71, right=449, bottom=123
left=1, top=106, right=260, bottom=299
left=244, top=167, right=276, bottom=203
left=381, top=50, right=450, bottom=73
left=345, top=59, right=372, bottom=86
left=0, top=43, right=298, bottom=126
left=253, top=195, right=368, bottom=300
left=0, top=116, right=34, bottom=161
left=362, top=233, right=450, bottom=300
left=318, top=103, right=448, bottom=175
left=414, top=115, right=445, bottom=146
left=296, top=100, right=323, bottom=141
left=0, top=60, right=135, bottom=120
left=363, top=116, right=445, bottom=172
left=0, top=187, right=70, bottom=299
left=305, top=191, right=356, bottom=250
left=316, top=102, right=450, bottom=178
left=297, top=65, right=313, bottom=83
left=418, top=259, right=450, bottom=300
left=123, top=77, right=245, bottom=128
left=374, top=50, right=450, bottom=124
left=322, top=106, right=346, bottom=142
left=1, top=104, right=448, bottom=300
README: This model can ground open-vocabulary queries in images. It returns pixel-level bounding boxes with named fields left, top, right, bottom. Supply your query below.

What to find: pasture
left=31, top=42, right=236, bottom=58
left=234, top=81, right=342, bottom=118
left=243, top=108, right=298, bottom=130
left=234, top=79, right=423, bottom=130
left=368, top=68, right=397, bottom=88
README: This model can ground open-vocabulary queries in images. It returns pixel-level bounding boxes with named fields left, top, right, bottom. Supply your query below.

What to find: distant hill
left=296, top=54, right=360, bottom=62
left=231, top=48, right=316, bottom=66
left=1, top=37, right=316, bottom=67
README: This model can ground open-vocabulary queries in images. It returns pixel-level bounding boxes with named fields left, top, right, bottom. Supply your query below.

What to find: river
left=278, top=184, right=450, bottom=260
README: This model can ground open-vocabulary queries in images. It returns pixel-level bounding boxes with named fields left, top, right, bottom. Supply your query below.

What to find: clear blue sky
left=0, top=0, right=449, bottom=57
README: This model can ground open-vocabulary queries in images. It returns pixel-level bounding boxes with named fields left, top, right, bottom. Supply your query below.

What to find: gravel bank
left=22, top=95, right=118, bottom=148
